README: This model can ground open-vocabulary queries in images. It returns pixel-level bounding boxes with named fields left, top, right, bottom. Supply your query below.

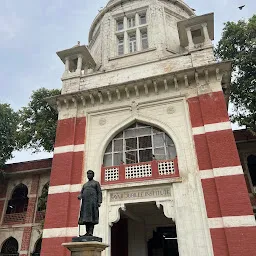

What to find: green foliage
left=37, top=182, right=49, bottom=211
left=215, top=15, right=256, bottom=133
left=0, top=104, right=18, bottom=168
left=17, top=88, right=60, bottom=152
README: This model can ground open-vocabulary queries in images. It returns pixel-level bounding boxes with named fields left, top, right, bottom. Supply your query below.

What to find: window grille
left=129, top=34, right=137, bottom=53
left=103, top=123, right=177, bottom=167
left=141, top=31, right=149, bottom=50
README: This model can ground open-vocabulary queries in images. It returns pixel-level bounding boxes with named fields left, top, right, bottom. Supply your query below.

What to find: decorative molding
left=199, top=166, right=244, bottom=179
left=156, top=199, right=175, bottom=221
left=42, top=227, right=78, bottom=238
left=48, top=184, right=82, bottom=194
left=192, top=121, right=232, bottom=135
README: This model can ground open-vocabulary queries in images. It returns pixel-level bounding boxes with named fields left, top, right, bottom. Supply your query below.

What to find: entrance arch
left=1, top=237, right=19, bottom=256
left=111, top=202, right=179, bottom=256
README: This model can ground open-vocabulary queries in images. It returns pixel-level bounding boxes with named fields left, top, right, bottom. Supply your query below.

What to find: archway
left=111, top=202, right=179, bottom=256
left=1, top=237, right=19, bottom=256
left=32, top=238, right=42, bottom=256
left=6, top=184, right=28, bottom=214
left=247, top=155, right=256, bottom=186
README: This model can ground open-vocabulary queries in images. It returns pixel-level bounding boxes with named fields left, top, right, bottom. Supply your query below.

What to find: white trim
left=42, top=227, right=78, bottom=238
left=199, top=166, right=243, bottom=179
left=54, top=144, right=85, bottom=154
left=192, top=121, right=231, bottom=135
left=19, top=251, right=28, bottom=254
left=208, top=215, right=256, bottom=229
left=48, top=184, right=82, bottom=194
left=0, top=197, right=6, bottom=201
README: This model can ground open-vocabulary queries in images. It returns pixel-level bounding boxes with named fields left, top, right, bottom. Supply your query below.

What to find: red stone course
left=41, top=237, right=71, bottom=256
left=54, top=117, right=86, bottom=147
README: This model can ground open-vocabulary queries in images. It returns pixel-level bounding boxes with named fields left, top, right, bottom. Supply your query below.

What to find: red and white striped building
left=1, top=0, right=256, bottom=255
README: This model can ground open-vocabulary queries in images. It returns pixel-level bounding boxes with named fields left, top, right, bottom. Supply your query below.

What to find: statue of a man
left=78, top=170, right=102, bottom=236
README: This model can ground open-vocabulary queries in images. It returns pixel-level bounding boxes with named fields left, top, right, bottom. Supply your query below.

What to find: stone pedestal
left=62, top=241, right=108, bottom=256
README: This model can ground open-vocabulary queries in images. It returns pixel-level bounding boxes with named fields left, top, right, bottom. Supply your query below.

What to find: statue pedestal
left=62, top=241, right=108, bottom=256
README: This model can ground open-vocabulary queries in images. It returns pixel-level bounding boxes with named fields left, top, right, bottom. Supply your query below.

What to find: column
left=124, top=16, right=128, bottom=54
left=201, top=23, right=211, bottom=45
left=65, top=57, right=70, bottom=73
left=185, top=27, right=194, bottom=50
left=20, top=175, right=40, bottom=256
left=135, top=13, right=141, bottom=51
left=76, top=54, right=83, bottom=73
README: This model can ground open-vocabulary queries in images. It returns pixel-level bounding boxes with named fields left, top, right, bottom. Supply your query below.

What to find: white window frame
left=129, top=34, right=137, bottom=53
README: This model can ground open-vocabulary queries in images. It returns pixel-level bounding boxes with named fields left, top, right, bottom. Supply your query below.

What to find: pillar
left=185, top=27, right=194, bottom=50
left=41, top=115, right=86, bottom=256
left=65, top=57, right=70, bottom=73
left=187, top=87, right=256, bottom=256
left=76, top=54, right=83, bottom=73
left=201, top=23, right=211, bottom=45
left=124, top=16, right=128, bottom=54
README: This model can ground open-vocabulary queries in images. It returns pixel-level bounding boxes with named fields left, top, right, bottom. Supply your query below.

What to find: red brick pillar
left=188, top=91, right=256, bottom=256
left=41, top=117, right=86, bottom=256
left=20, top=175, right=40, bottom=256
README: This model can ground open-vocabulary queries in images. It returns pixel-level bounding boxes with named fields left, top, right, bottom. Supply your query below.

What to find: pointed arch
left=97, top=115, right=183, bottom=167
left=6, top=183, right=28, bottom=214
left=1, top=237, right=19, bottom=255
left=32, top=238, right=42, bottom=256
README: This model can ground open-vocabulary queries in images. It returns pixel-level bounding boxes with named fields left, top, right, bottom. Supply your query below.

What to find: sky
left=0, top=0, right=255, bottom=164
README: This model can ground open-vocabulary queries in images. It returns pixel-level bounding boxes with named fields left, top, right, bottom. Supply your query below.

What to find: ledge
left=109, top=47, right=157, bottom=61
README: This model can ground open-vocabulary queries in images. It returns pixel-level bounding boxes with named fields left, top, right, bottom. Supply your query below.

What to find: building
left=1, top=0, right=256, bottom=255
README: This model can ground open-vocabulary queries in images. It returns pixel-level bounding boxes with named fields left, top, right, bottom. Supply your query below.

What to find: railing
left=101, top=158, right=179, bottom=185
left=35, top=211, right=45, bottom=223
left=2, top=212, right=26, bottom=225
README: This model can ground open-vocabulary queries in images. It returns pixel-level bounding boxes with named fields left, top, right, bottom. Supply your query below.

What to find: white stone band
left=42, top=227, right=78, bottom=238
left=208, top=215, right=256, bottom=229
left=199, top=166, right=244, bottom=179
left=54, top=144, right=85, bottom=154
left=48, top=184, right=82, bottom=194
left=192, top=121, right=231, bottom=135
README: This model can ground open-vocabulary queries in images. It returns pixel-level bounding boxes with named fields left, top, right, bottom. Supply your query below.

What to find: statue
left=78, top=170, right=102, bottom=237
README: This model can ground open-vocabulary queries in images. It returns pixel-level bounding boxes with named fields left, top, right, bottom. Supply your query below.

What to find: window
left=191, top=29, right=202, bottom=38
left=139, top=13, right=147, bottom=25
left=129, top=34, right=137, bottom=53
left=117, top=36, right=124, bottom=55
left=141, top=30, right=149, bottom=50
left=103, top=122, right=177, bottom=166
left=128, top=17, right=136, bottom=28
left=117, top=20, right=124, bottom=31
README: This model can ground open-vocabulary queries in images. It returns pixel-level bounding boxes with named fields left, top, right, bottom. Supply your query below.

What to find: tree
left=0, top=104, right=18, bottom=168
left=17, top=88, right=60, bottom=152
left=215, top=15, right=256, bottom=133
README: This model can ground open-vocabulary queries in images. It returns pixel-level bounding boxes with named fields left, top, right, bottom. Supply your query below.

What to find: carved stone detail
left=156, top=199, right=175, bottom=221
left=167, top=106, right=175, bottom=114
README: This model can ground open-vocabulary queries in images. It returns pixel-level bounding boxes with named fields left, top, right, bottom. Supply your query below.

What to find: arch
left=6, top=183, right=28, bottom=214
left=103, top=122, right=177, bottom=166
left=37, top=182, right=49, bottom=211
left=247, top=155, right=256, bottom=186
left=97, top=115, right=183, bottom=168
left=32, top=238, right=42, bottom=256
left=1, top=237, right=19, bottom=255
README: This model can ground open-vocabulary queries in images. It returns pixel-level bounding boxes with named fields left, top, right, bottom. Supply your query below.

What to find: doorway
left=111, top=202, right=179, bottom=256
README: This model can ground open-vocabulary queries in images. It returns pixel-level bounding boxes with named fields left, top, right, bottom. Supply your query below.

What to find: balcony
left=101, top=158, right=179, bottom=185
left=2, top=212, right=26, bottom=225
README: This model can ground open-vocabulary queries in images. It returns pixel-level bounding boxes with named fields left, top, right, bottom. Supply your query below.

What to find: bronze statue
left=78, top=170, right=102, bottom=236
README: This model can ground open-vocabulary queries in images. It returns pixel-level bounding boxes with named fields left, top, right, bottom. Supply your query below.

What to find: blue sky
left=1, top=0, right=255, bottom=163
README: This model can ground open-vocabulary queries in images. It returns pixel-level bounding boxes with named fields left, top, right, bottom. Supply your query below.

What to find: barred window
left=141, top=30, right=149, bottom=50
left=103, top=123, right=177, bottom=167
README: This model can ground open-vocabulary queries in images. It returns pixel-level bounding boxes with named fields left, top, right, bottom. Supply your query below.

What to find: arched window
left=37, top=182, right=49, bottom=212
left=6, top=184, right=28, bottom=214
left=103, top=122, right=177, bottom=167
left=32, top=238, right=42, bottom=256
left=248, top=155, right=256, bottom=186
left=1, top=237, right=19, bottom=256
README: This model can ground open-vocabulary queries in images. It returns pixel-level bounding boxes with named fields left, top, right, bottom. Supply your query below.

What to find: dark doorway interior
left=111, top=218, right=128, bottom=256
left=148, top=226, right=179, bottom=256
left=248, top=155, right=256, bottom=186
